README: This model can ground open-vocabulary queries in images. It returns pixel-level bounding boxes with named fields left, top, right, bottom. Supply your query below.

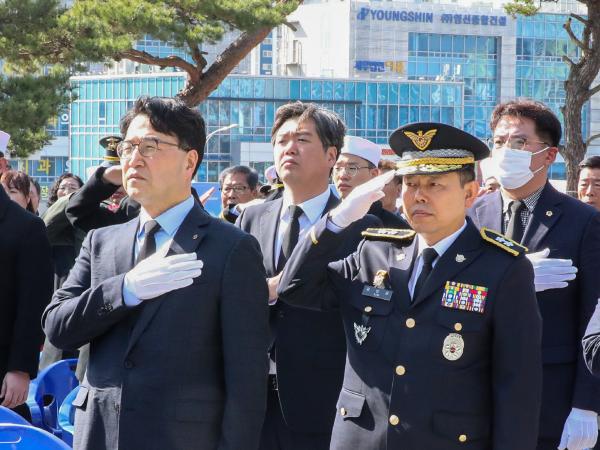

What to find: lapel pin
left=546, top=211, right=553, bottom=217
left=354, top=322, right=371, bottom=345
left=455, top=254, right=466, bottom=263
left=192, top=234, right=198, bottom=240
left=396, top=252, right=406, bottom=261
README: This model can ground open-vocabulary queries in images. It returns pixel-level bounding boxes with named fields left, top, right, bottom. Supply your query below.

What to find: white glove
left=329, top=170, right=395, bottom=228
left=124, top=251, right=204, bottom=301
left=558, top=408, right=598, bottom=450
left=525, top=248, right=577, bottom=292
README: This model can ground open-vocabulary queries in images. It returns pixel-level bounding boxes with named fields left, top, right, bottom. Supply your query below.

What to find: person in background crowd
left=237, top=101, right=380, bottom=450
left=578, top=155, right=600, bottom=211
left=333, top=135, right=408, bottom=229
left=43, top=96, right=269, bottom=450
left=277, top=122, right=542, bottom=450
left=0, top=151, right=9, bottom=176
left=0, top=136, right=53, bottom=421
left=0, top=130, right=10, bottom=176
left=483, top=175, right=501, bottom=193
left=1, top=170, right=35, bottom=213
left=260, top=164, right=285, bottom=201
left=48, top=173, right=83, bottom=208
left=29, top=179, right=41, bottom=215
left=468, top=99, right=600, bottom=450
left=218, top=165, right=259, bottom=223
left=377, top=158, right=403, bottom=215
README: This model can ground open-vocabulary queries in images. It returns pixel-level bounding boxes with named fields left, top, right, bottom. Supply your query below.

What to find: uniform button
left=124, top=359, right=134, bottom=369
left=279, top=311, right=285, bottom=318
left=454, top=323, right=463, bottom=332
left=459, top=434, right=467, bottom=443
left=364, top=306, right=373, bottom=313
left=340, top=407, right=347, bottom=416
left=395, top=365, right=406, bottom=376
left=406, top=318, right=416, bottom=328
left=389, top=414, right=400, bottom=426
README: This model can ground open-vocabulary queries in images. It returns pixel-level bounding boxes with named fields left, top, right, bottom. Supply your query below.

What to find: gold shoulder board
left=480, top=227, right=528, bottom=256
left=361, top=228, right=416, bottom=242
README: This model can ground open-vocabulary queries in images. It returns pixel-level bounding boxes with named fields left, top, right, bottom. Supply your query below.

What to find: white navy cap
left=340, top=136, right=382, bottom=167
left=0, top=131, right=10, bottom=153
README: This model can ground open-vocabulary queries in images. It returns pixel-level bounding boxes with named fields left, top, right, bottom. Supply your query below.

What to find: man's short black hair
left=579, top=155, right=600, bottom=171
left=219, top=165, right=259, bottom=190
left=120, top=96, right=206, bottom=176
left=458, top=165, right=476, bottom=186
left=271, top=101, right=346, bottom=157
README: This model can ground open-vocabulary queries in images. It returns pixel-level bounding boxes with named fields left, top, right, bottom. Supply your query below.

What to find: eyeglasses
left=332, top=165, right=371, bottom=177
left=220, top=185, right=249, bottom=194
left=487, top=136, right=548, bottom=151
left=117, top=136, right=182, bottom=159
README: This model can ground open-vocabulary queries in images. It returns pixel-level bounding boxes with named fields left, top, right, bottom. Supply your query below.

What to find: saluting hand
left=329, top=170, right=395, bottom=228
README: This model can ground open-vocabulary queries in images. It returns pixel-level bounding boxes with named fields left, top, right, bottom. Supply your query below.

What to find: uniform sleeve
left=8, top=217, right=54, bottom=378
left=583, top=301, right=600, bottom=377
left=492, top=256, right=543, bottom=450
left=572, top=213, right=600, bottom=410
left=42, top=230, right=134, bottom=350
left=218, top=234, right=269, bottom=450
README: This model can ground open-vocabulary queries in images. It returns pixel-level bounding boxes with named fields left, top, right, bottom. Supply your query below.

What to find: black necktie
left=505, top=200, right=525, bottom=243
left=278, top=205, right=304, bottom=271
left=412, top=247, right=438, bottom=301
left=136, top=220, right=161, bottom=264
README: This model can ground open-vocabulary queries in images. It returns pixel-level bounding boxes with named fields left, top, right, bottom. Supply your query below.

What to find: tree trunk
left=561, top=92, right=586, bottom=196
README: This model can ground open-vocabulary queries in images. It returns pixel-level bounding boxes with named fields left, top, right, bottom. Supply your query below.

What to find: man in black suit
left=468, top=99, right=600, bottom=450
left=43, top=96, right=269, bottom=450
left=278, top=122, right=543, bottom=450
left=237, top=101, right=379, bottom=450
left=0, top=167, right=53, bottom=419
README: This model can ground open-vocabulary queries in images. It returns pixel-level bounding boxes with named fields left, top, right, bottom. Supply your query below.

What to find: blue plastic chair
left=0, top=423, right=71, bottom=449
left=26, top=358, right=78, bottom=436
left=0, top=407, right=28, bottom=425
left=57, top=386, right=79, bottom=447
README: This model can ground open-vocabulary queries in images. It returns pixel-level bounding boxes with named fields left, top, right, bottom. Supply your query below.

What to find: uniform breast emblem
left=373, top=270, right=388, bottom=289
left=442, top=333, right=464, bottom=360
left=354, top=322, right=371, bottom=345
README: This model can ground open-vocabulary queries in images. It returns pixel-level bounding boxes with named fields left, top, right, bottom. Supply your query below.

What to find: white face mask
left=491, top=147, right=548, bottom=189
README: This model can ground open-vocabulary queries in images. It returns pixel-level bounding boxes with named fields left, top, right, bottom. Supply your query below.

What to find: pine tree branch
left=562, top=55, right=576, bottom=66
left=589, top=83, right=600, bottom=98
left=564, top=17, right=587, bottom=52
left=570, top=13, right=589, bottom=27
left=117, top=48, right=197, bottom=74
left=585, top=133, right=600, bottom=148
left=187, top=42, right=208, bottom=70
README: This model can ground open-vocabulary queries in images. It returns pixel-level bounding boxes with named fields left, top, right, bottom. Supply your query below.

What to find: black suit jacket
left=43, top=203, right=269, bottom=450
left=278, top=217, right=542, bottom=450
left=0, top=188, right=53, bottom=379
left=468, top=182, right=600, bottom=439
left=236, top=193, right=380, bottom=434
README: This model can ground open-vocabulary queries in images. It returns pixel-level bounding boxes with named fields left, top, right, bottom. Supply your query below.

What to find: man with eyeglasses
left=43, top=96, right=269, bottom=450
left=468, top=99, right=600, bottom=450
left=333, top=136, right=409, bottom=229
left=218, top=165, right=259, bottom=223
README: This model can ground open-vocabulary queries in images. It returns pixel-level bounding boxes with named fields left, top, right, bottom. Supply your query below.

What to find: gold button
left=340, top=407, right=347, bottom=416
left=395, top=365, right=406, bottom=376
left=454, top=323, right=463, bottom=332
left=364, top=306, right=373, bottom=313
left=459, top=434, right=467, bottom=443
left=406, top=318, right=415, bottom=328
left=389, top=414, right=400, bottom=426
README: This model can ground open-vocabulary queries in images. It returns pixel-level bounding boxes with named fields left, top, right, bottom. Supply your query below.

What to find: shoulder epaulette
left=361, top=228, right=416, bottom=242
left=480, top=227, right=528, bottom=256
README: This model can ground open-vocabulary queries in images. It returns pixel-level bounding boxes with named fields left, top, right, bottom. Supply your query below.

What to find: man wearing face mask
left=468, top=99, right=600, bottom=450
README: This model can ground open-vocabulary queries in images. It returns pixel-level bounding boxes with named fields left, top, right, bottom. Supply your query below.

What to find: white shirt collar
left=138, top=195, right=194, bottom=238
left=280, top=187, right=332, bottom=224
left=416, top=220, right=467, bottom=260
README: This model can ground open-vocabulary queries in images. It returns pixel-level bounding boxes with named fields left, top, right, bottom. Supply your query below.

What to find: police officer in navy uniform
left=277, top=122, right=543, bottom=450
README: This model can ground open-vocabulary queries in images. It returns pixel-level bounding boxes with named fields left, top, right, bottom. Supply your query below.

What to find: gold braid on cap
left=396, top=156, right=475, bottom=168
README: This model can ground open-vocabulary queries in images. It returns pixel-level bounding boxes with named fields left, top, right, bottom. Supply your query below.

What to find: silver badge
left=442, top=333, right=465, bottom=360
left=354, top=322, right=371, bottom=345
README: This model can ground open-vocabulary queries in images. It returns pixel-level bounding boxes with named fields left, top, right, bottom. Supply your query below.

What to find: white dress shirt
left=408, top=220, right=467, bottom=298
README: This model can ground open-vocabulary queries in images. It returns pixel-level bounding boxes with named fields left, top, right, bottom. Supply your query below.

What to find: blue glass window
left=301, top=80, right=311, bottom=99
left=290, top=80, right=300, bottom=99
left=323, top=81, right=333, bottom=100
left=334, top=82, right=345, bottom=101
left=311, top=80, right=322, bottom=100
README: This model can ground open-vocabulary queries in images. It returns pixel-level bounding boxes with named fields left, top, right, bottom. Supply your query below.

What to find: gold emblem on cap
left=442, top=333, right=464, bottom=361
left=373, top=270, right=388, bottom=289
left=403, top=129, right=438, bottom=151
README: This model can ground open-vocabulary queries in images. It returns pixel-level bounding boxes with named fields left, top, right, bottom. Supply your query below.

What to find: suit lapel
left=412, top=222, right=483, bottom=307
left=474, top=191, right=503, bottom=232
left=260, top=199, right=283, bottom=277
left=126, top=204, right=211, bottom=356
left=114, top=218, right=139, bottom=276
left=388, top=238, right=416, bottom=304
left=522, top=183, right=562, bottom=250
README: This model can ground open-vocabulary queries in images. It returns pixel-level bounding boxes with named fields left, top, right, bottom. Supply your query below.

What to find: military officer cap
left=389, top=122, right=489, bottom=176
left=99, top=135, right=122, bottom=165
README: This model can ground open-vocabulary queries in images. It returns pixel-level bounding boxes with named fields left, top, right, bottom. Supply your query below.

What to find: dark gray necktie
left=412, top=247, right=438, bottom=301
left=278, top=205, right=304, bottom=271
left=136, top=220, right=161, bottom=264
left=505, top=200, right=525, bottom=243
